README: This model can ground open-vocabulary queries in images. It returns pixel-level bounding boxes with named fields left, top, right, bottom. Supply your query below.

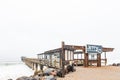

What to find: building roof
left=102, top=47, right=114, bottom=52
left=37, top=44, right=114, bottom=55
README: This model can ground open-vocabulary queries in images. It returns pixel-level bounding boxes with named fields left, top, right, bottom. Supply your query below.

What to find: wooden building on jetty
left=37, top=42, right=114, bottom=67
left=22, top=41, right=114, bottom=76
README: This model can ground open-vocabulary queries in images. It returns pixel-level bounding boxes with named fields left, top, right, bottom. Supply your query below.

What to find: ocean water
left=0, top=61, right=34, bottom=80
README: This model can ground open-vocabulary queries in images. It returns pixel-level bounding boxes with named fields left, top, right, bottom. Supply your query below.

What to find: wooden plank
left=65, top=45, right=85, bottom=50
left=102, top=47, right=114, bottom=52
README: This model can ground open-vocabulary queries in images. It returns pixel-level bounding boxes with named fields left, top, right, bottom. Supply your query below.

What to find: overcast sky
left=0, top=0, right=120, bottom=64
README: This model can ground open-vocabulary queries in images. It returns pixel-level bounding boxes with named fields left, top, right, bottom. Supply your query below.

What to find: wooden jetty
left=22, top=41, right=114, bottom=76
left=21, top=57, right=41, bottom=71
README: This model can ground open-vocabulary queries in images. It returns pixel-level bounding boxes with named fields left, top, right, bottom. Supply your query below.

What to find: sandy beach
left=57, top=66, right=120, bottom=80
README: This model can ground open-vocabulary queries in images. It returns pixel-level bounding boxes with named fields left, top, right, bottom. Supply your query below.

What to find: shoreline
left=1, top=63, right=120, bottom=80
left=16, top=66, right=120, bottom=80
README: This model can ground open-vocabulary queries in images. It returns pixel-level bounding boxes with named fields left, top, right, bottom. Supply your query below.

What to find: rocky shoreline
left=8, top=64, right=120, bottom=80
left=9, top=64, right=75, bottom=80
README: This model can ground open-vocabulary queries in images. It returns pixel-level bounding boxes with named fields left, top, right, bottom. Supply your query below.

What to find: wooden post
left=83, top=46, right=88, bottom=67
left=40, top=63, right=43, bottom=72
left=72, top=51, right=74, bottom=61
left=50, top=54, right=52, bottom=66
left=70, top=51, right=71, bottom=60
left=61, top=41, right=65, bottom=77
left=84, top=53, right=88, bottom=67
left=67, top=50, right=68, bottom=60
left=104, top=52, right=107, bottom=65
left=32, top=63, right=34, bottom=70
left=97, top=54, right=101, bottom=67
left=35, top=63, right=38, bottom=71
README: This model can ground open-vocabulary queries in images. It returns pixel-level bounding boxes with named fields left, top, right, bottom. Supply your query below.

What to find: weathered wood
left=22, top=42, right=114, bottom=71
left=61, top=41, right=65, bottom=77
left=84, top=53, right=88, bottom=67
left=102, top=47, right=114, bottom=52
left=97, top=54, right=101, bottom=67
left=105, top=52, right=107, bottom=65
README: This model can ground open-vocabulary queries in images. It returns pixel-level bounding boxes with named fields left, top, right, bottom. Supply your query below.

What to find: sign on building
left=86, top=44, right=102, bottom=53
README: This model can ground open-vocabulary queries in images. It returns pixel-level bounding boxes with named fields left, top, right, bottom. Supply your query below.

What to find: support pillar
left=32, top=63, right=34, bottom=70
left=97, top=54, right=101, bottom=67
left=84, top=53, right=88, bottom=67
left=40, top=64, right=43, bottom=71
left=104, top=52, right=107, bottom=65
left=61, top=41, right=65, bottom=77
left=35, top=63, right=38, bottom=71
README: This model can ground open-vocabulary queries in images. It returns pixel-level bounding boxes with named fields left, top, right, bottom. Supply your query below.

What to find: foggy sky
left=0, top=0, right=120, bottom=64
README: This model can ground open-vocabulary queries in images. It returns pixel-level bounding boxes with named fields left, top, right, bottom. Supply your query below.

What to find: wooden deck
left=21, top=42, right=114, bottom=77
left=22, top=57, right=42, bottom=71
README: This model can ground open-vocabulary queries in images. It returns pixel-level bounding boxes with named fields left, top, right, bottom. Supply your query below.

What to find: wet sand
left=57, top=66, right=120, bottom=80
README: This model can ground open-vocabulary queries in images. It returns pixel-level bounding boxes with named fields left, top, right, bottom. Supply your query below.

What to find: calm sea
left=0, top=61, right=34, bottom=80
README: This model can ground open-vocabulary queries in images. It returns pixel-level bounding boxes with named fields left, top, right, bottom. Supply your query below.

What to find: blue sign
left=86, top=44, right=102, bottom=53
